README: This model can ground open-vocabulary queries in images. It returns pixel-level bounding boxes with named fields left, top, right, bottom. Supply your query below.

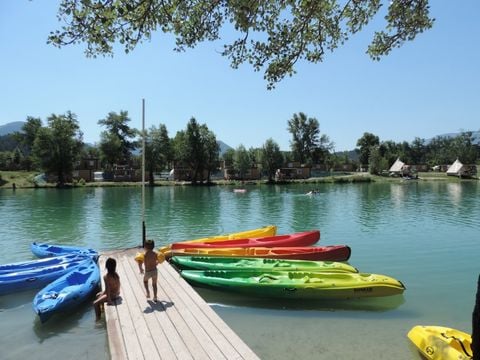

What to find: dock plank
left=99, top=249, right=259, bottom=360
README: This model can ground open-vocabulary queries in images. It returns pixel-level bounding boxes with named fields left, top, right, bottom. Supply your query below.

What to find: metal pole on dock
left=141, top=98, right=146, bottom=248
left=473, top=274, right=480, bottom=359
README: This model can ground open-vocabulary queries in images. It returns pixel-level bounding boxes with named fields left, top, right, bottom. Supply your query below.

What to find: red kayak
left=171, top=230, right=320, bottom=250
left=169, top=245, right=351, bottom=261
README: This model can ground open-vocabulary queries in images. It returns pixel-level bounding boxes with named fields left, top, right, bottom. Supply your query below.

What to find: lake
left=0, top=181, right=479, bottom=359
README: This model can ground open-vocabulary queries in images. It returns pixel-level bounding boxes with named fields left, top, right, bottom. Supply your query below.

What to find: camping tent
left=446, top=159, right=464, bottom=176
left=389, top=158, right=405, bottom=174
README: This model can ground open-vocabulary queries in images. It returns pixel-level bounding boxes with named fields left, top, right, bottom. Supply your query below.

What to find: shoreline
left=1, top=170, right=477, bottom=189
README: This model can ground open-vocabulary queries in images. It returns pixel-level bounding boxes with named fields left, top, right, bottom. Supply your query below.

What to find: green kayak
left=171, top=256, right=358, bottom=273
left=180, top=270, right=406, bottom=299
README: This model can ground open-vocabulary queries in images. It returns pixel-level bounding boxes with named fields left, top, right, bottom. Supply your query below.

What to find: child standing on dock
left=138, top=239, right=161, bottom=302
left=94, top=257, right=121, bottom=321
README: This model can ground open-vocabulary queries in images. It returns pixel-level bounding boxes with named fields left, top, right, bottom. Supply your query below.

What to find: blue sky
left=0, top=1, right=479, bottom=152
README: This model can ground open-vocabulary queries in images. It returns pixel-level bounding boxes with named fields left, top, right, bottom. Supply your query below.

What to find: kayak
left=0, top=256, right=92, bottom=295
left=158, top=225, right=277, bottom=253
left=0, top=254, right=90, bottom=274
left=407, top=325, right=472, bottom=359
left=180, top=270, right=405, bottom=299
left=171, top=256, right=358, bottom=273
left=170, top=230, right=320, bottom=250
left=33, top=259, right=100, bottom=323
left=31, top=242, right=98, bottom=260
left=168, top=245, right=351, bottom=261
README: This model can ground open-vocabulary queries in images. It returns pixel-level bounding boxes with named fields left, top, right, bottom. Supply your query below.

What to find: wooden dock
left=99, top=248, right=259, bottom=360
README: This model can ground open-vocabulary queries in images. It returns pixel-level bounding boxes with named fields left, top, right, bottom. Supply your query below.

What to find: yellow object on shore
left=407, top=325, right=472, bottom=359
left=158, top=225, right=277, bottom=253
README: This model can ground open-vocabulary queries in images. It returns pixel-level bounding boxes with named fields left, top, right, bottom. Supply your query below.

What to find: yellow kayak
left=136, top=225, right=277, bottom=262
left=407, top=325, right=472, bottom=359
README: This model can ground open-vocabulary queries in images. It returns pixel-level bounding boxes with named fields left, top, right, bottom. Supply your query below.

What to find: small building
left=446, top=159, right=477, bottom=178
left=276, top=162, right=311, bottom=180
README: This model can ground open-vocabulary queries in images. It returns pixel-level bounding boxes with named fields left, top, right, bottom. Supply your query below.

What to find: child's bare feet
left=153, top=297, right=158, bottom=303
left=146, top=291, right=150, bottom=298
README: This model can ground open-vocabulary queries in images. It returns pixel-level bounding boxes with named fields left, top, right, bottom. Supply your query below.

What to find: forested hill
left=0, top=120, right=478, bottom=151
left=0, top=121, right=24, bottom=136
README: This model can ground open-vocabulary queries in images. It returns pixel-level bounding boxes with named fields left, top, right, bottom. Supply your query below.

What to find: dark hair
left=105, top=257, right=117, bottom=274
left=145, top=239, right=155, bottom=250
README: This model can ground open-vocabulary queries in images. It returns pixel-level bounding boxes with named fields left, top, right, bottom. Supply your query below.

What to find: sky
left=0, top=1, right=479, bottom=152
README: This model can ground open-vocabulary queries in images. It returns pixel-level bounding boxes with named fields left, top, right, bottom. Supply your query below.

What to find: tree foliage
left=261, top=138, right=284, bottom=182
left=48, top=0, right=434, bottom=88
left=233, top=144, right=251, bottom=180
left=145, top=124, right=172, bottom=185
left=356, top=132, right=380, bottom=166
left=173, top=118, right=218, bottom=184
left=288, top=112, right=328, bottom=165
left=98, top=111, right=136, bottom=167
left=32, top=112, right=83, bottom=185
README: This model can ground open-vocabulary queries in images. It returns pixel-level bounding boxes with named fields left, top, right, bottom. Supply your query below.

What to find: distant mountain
left=217, top=140, right=232, bottom=157
left=0, top=121, right=25, bottom=136
left=427, top=131, right=480, bottom=145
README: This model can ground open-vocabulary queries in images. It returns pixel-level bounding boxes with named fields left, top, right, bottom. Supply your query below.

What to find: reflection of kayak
left=180, top=270, right=405, bottom=299
left=171, top=230, right=320, bottom=250
left=171, top=256, right=358, bottom=273
left=407, top=325, right=472, bottom=359
left=157, top=225, right=277, bottom=253
left=168, top=245, right=351, bottom=261
left=33, top=259, right=100, bottom=323
left=233, top=189, right=247, bottom=193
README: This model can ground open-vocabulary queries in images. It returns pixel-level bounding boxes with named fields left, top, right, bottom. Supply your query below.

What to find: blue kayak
left=0, top=254, right=90, bottom=274
left=0, top=257, right=92, bottom=295
left=33, top=259, right=100, bottom=323
left=31, top=242, right=98, bottom=260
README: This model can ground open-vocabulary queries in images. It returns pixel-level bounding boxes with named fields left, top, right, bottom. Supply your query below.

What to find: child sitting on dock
left=94, top=257, right=121, bottom=321
left=138, top=239, right=161, bottom=302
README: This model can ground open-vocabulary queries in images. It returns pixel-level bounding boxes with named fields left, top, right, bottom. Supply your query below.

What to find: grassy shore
left=1, top=170, right=476, bottom=189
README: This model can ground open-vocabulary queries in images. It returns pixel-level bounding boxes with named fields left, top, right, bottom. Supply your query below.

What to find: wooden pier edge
left=99, top=249, right=260, bottom=360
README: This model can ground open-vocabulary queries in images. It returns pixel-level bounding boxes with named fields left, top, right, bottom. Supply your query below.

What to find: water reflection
left=195, top=287, right=405, bottom=312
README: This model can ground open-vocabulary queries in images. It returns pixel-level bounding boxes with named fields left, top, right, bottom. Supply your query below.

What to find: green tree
left=200, top=125, right=220, bottom=183
left=98, top=111, right=136, bottom=167
left=145, top=124, right=172, bottom=185
left=356, top=132, right=380, bottom=168
left=173, top=118, right=218, bottom=184
left=287, top=112, right=320, bottom=165
left=233, top=145, right=251, bottom=180
left=17, top=117, right=42, bottom=170
left=222, top=148, right=235, bottom=164
left=368, top=145, right=389, bottom=175
left=32, top=112, right=83, bottom=186
left=261, top=138, right=284, bottom=182
left=49, top=1, right=434, bottom=89
left=410, top=137, right=426, bottom=164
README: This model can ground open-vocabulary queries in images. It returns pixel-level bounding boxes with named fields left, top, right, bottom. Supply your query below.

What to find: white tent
left=389, top=158, right=405, bottom=173
left=446, top=159, right=464, bottom=176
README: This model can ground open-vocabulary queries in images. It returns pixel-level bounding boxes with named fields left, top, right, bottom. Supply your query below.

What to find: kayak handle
left=26, top=277, right=37, bottom=282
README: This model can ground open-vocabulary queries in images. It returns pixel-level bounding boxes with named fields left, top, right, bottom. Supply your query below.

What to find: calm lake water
left=0, top=181, right=479, bottom=359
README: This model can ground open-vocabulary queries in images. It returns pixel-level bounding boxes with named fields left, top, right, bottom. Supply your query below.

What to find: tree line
left=1, top=111, right=479, bottom=184
left=356, top=132, right=480, bottom=175
left=0, top=111, right=334, bottom=185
